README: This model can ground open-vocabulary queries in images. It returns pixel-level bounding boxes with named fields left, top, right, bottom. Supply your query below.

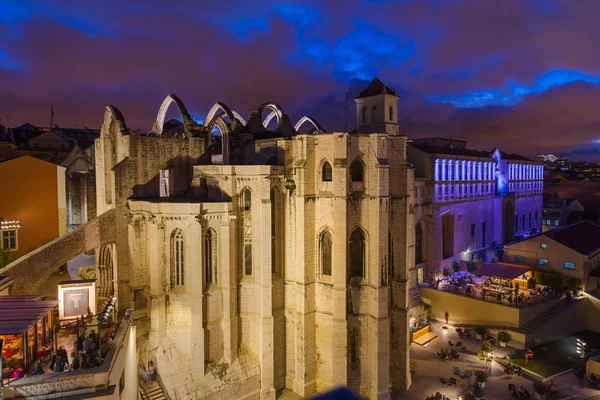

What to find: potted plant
left=498, top=331, right=512, bottom=347
left=474, top=370, right=488, bottom=388
left=480, top=340, right=495, bottom=354
left=474, top=326, right=486, bottom=340
left=533, top=382, right=548, bottom=400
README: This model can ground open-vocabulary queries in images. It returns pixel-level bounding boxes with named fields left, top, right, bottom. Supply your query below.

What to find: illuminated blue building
left=408, top=138, right=543, bottom=281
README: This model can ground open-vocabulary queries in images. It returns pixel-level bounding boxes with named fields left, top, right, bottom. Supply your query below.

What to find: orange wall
left=0, top=156, right=64, bottom=257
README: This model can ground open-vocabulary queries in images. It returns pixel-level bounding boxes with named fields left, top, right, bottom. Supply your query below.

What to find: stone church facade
left=94, top=78, right=415, bottom=399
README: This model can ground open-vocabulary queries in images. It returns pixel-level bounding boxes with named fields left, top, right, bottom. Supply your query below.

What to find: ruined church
left=95, top=77, right=417, bottom=399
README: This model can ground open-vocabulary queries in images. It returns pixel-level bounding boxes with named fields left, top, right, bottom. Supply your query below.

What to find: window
left=350, top=159, right=364, bottom=182
left=564, top=261, right=575, bottom=270
left=319, top=231, right=332, bottom=277
left=170, top=229, right=184, bottom=288
left=241, top=189, right=253, bottom=275
left=528, top=212, right=532, bottom=229
left=470, top=224, right=475, bottom=239
left=1, top=230, right=17, bottom=250
left=372, top=105, right=376, bottom=122
left=389, top=106, right=394, bottom=121
left=415, top=223, right=423, bottom=264
left=159, top=169, right=170, bottom=197
left=362, top=106, right=367, bottom=123
left=349, top=228, right=366, bottom=279
left=540, top=243, right=547, bottom=249
left=538, top=258, right=548, bottom=265
left=322, top=162, right=333, bottom=182
left=204, top=229, right=216, bottom=285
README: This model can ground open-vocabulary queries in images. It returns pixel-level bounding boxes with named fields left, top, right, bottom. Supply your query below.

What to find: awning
left=0, top=296, right=57, bottom=335
left=477, top=263, right=531, bottom=280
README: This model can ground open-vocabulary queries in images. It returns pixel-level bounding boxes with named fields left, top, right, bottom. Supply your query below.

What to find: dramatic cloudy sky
left=1, top=0, right=600, bottom=160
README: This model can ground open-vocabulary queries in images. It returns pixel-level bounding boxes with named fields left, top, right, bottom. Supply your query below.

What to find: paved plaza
left=396, top=321, right=600, bottom=400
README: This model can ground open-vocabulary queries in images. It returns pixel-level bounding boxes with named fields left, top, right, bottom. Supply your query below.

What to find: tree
left=0, top=249, right=16, bottom=269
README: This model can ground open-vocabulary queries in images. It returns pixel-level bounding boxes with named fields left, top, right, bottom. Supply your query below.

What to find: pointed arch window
left=204, top=229, right=217, bottom=285
left=350, top=159, right=364, bottom=182
left=241, top=189, right=253, bottom=275
left=349, top=228, right=366, bottom=279
left=322, top=162, right=333, bottom=182
left=372, top=105, right=376, bottom=122
left=415, top=223, right=423, bottom=264
left=319, top=230, right=333, bottom=277
left=171, top=229, right=184, bottom=288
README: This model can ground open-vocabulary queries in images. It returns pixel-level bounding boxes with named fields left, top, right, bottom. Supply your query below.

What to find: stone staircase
left=521, top=297, right=581, bottom=334
left=140, top=380, right=167, bottom=400
left=409, top=287, right=424, bottom=309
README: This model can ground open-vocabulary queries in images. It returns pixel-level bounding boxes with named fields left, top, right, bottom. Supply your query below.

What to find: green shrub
left=497, top=331, right=512, bottom=343
left=480, top=340, right=496, bottom=353
left=0, top=249, right=16, bottom=269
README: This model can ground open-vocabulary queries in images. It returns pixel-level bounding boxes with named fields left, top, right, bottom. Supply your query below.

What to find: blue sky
left=1, top=0, right=600, bottom=159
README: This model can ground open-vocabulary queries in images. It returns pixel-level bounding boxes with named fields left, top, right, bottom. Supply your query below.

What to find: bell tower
left=354, top=77, right=400, bottom=135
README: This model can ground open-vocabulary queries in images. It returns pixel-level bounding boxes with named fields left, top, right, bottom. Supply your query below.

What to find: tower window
left=350, top=159, right=364, bottom=182
left=349, top=228, right=366, bottom=279
left=319, top=230, right=333, bottom=277
left=170, top=229, right=185, bottom=288
left=204, top=229, right=217, bottom=285
left=322, top=162, right=333, bottom=182
left=362, top=106, right=367, bottom=123
left=372, top=105, right=376, bottom=122
left=389, top=106, right=394, bottom=121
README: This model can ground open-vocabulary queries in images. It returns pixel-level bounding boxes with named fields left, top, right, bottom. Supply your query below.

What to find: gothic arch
left=151, top=94, right=195, bottom=138
left=205, top=102, right=242, bottom=129
left=257, top=102, right=284, bottom=130
left=294, top=115, right=325, bottom=134
left=349, top=158, right=366, bottom=182
left=348, top=226, right=368, bottom=280
left=100, top=105, right=128, bottom=208
left=205, top=102, right=245, bottom=165
left=317, top=226, right=334, bottom=277
left=319, top=158, right=333, bottom=182
left=170, top=228, right=185, bottom=289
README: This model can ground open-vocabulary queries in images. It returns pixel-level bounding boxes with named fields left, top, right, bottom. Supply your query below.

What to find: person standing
left=148, top=361, right=157, bottom=382
left=445, top=311, right=449, bottom=325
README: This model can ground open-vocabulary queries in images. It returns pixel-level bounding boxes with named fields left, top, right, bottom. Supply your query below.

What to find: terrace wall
left=420, top=287, right=559, bottom=328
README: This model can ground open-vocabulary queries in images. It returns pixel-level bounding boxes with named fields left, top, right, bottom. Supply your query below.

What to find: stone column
left=434, top=159, right=439, bottom=181
left=461, top=160, right=466, bottom=181
left=221, top=214, right=237, bottom=363
left=147, top=216, right=164, bottom=356
left=189, top=221, right=205, bottom=379
left=260, top=197, right=276, bottom=399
